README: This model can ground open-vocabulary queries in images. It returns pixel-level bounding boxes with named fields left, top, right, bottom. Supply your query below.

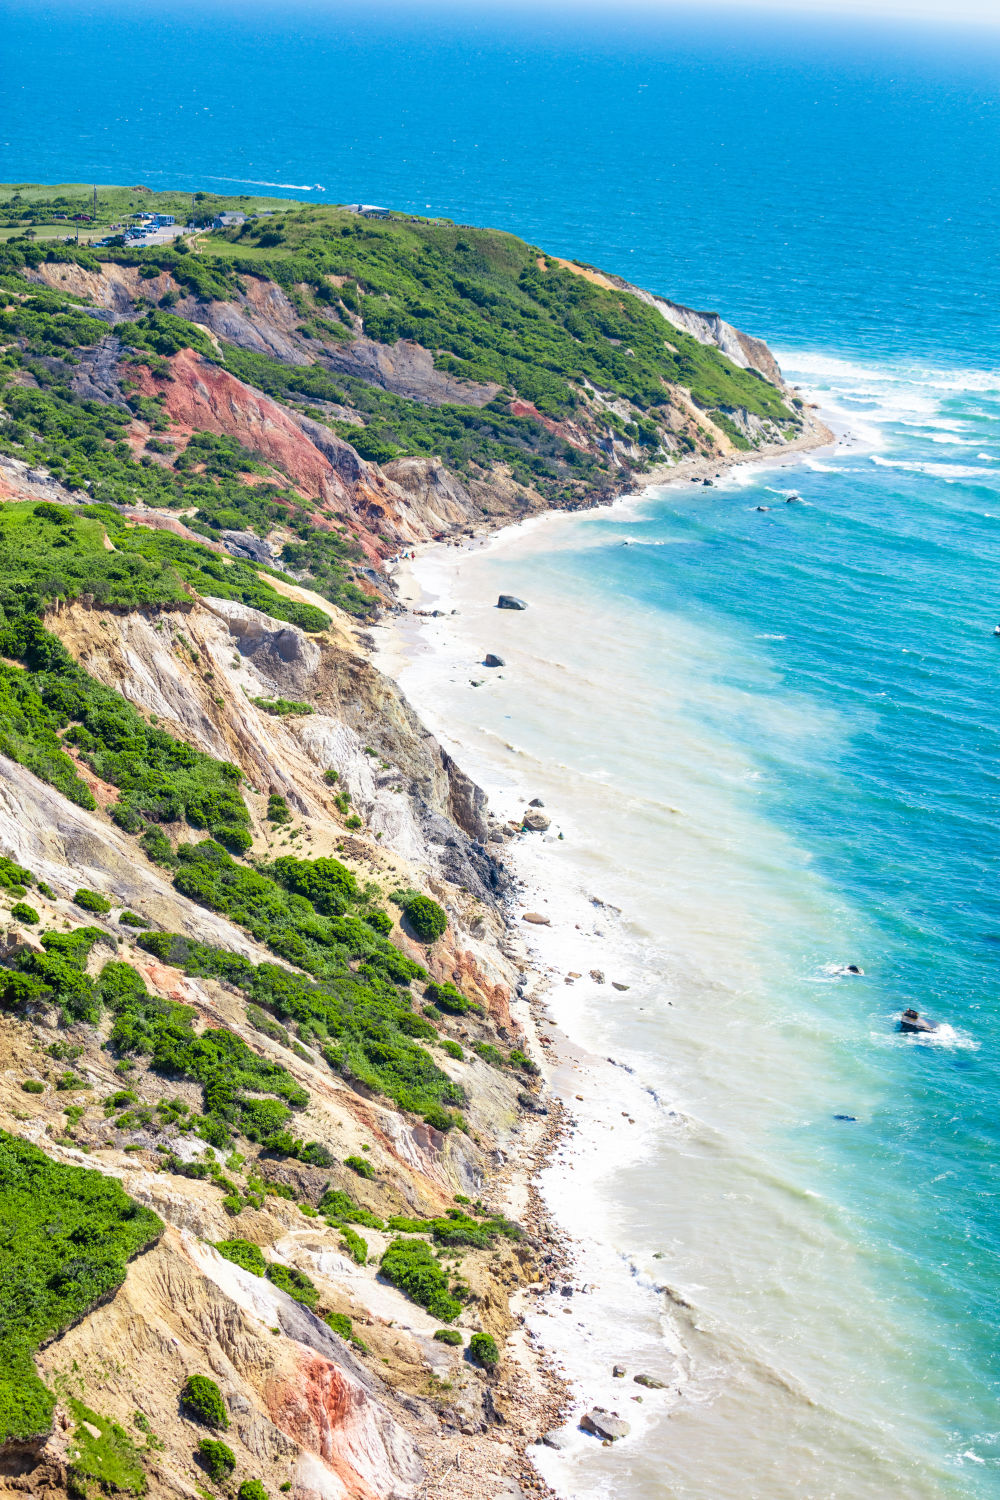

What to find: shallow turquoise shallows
left=5, top=5, right=1000, bottom=1493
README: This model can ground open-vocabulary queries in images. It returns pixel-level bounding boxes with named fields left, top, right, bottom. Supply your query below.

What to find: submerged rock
left=900, top=1008, right=938, bottom=1034
left=497, top=594, right=528, bottom=610
left=633, top=1373, right=666, bottom=1389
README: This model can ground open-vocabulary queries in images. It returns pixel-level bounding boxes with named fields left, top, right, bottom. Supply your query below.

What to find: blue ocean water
left=5, top=3, right=1000, bottom=1492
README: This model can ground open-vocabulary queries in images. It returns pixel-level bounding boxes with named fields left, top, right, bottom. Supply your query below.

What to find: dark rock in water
left=755, top=505, right=770, bottom=511
left=845, top=964, right=864, bottom=975
left=611, top=981, right=630, bottom=992
left=702, top=478, right=714, bottom=486
left=899, top=1008, right=938, bottom=1034
left=833, top=1114, right=857, bottom=1121
left=633, top=1374, right=666, bottom=1389
left=580, top=1408, right=630, bottom=1442
left=497, top=594, right=527, bottom=610
left=613, top=1365, right=626, bottom=1379
left=483, top=653, right=505, bottom=667
left=529, top=797, right=545, bottom=807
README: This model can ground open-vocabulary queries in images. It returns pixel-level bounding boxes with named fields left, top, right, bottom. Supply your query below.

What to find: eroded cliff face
left=0, top=507, right=560, bottom=1498
left=23, top=257, right=827, bottom=574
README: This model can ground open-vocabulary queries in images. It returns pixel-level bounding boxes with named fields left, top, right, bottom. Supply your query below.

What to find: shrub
left=266, top=1262, right=319, bottom=1309
left=267, top=793, right=292, bottom=825
left=339, top=1226, right=368, bottom=1265
left=238, top=1482, right=269, bottom=1500
left=0, top=1131, right=162, bottom=1444
left=474, top=1041, right=506, bottom=1069
left=323, top=1311, right=352, bottom=1340
left=68, top=1398, right=147, bottom=1497
left=379, top=1237, right=461, bottom=1322
left=139, top=826, right=177, bottom=868
left=196, top=1437, right=236, bottom=1481
left=74, top=888, right=111, bottom=915
left=215, top=1238, right=266, bottom=1277
left=423, top=981, right=475, bottom=1015
left=10, top=902, right=39, bottom=924
left=440, top=1039, right=464, bottom=1061
left=20, top=1078, right=43, bottom=1093
left=365, top=910, right=392, bottom=936
left=180, top=1374, right=228, bottom=1430
left=433, top=1328, right=463, bottom=1346
left=344, top=1154, right=375, bottom=1180
left=319, top=1187, right=385, bottom=1230
left=508, top=1048, right=539, bottom=1074
left=119, top=911, right=150, bottom=928
left=468, top=1331, right=500, bottom=1369
left=401, top=894, right=447, bottom=944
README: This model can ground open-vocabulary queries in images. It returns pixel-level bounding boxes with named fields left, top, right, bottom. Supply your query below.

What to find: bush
left=423, top=981, right=474, bottom=1015
left=180, top=1374, right=228, bottom=1430
left=265, top=1262, right=318, bottom=1309
left=119, top=911, right=150, bottom=928
left=267, top=793, right=292, bottom=825
left=196, top=1437, right=236, bottom=1481
left=215, top=1238, right=266, bottom=1277
left=0, top=1130, right=162, bottom=1444
left=20, top=1078, right=43, bottom=1093
left=401, top=894, right=447, bottom=944
left=433, top=1328, right=463, bottom=1346
left=440, top=1039, right=464, bottom=1061
left=10, top=903, right=38, bottom=924
left=238, top=1482, right=269, bottom=1500
left=323, top=1311, right=352, bottom=1340
left=339, top=1225, right=368, bottom=1264
left=344, top=1154, right=375, bottom=1180
left=68, top=1398, right=146, bottom=1497
left=468, top=1331, right=500, bottom=1369
left=74, top=888, right=111, bottom=915
left=379, top=1237, right=461, bottom=1322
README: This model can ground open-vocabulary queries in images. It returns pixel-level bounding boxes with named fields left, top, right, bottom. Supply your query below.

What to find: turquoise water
left=6, top=4, right=1000, bottom=1490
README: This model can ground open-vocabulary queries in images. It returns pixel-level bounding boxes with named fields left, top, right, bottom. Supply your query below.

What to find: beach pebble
left=611, top=981, right=630, bottom=992
left=529, top=797, right=545, bottom=807
left=522, top=912, right=551, bottom=926
left=613, top=1364, right=627, bottom=1378
left=580, top=1408, right=631, bottom=1442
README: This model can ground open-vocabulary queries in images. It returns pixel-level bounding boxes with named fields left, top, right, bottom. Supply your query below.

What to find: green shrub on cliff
left=0, top=1130, right=162, bottom=1445
left=468, top=1331, right=500, bottom=1370
left=379, top=1236, right=461, bottom=1322
left=398, top=892, right=447, bottom=944
left=181, top=1375, right=229, bottom=1430
left=196, top=1436, right=235, bottom=1479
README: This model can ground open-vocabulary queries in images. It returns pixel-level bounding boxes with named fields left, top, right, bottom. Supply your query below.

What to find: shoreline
left=372, top=405, right=839, bottom=1489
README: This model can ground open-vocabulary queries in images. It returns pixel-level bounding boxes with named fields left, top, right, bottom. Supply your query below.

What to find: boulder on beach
left=580, top=1408, right=631, bottom=1442
left=611, top=981, right=630, bottom=992
left=522, top=808, right=551, bottom=832
left=483, top=653, right=505, bottom=667
left=522, top=912, right=551, bottom=926
left=590, top=969, right=606, bottom=983
left=497, top=594, right=528, bottom=610
left=633, top=1373, right=666, bottom=1389
left=529, top=797, right=545, bottom=807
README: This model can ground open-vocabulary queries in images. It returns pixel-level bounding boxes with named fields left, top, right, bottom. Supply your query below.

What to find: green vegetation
left=119, top=910, right=150, bottom=928
left=196, top=1437, right=236, bottom=1481
left=344, top=1154, right=375, bottom=1180
left=181, top=1375, right=228, bottom=1430
left=265, top=1261, right=318, bottom=1309
left=439, top=1039, right=464, bottom=1061
left=396, top=892, right=447, bottom=944
left=10, top=901, right=38, bottom=923
left=68, top=1398, right=148, bottom=1496
left=318, top=1186, right=385, bottom=1230
left=468, top=1331, right=500, bottom=1370
left=250, top=697, right=315, bottom=716
left=238, top=1481, right=269, bottom=1500
left=20, top=1078, right=43, bottom=1093
left=74, top=887, right=111, bottom=914
left=0, top=1130, right=162, bottom=1443
left=433, top=1328, right=463, bottom=1346
left=379, top=1237, right=461, bottom=1322
left=323, top=1311, right=352, bottom=1340
left=215, top=1238, right=266, bottom=1277
left=338, top=1225, right=368, bottom=1265
left=424, top=980, right=478, bottom=1016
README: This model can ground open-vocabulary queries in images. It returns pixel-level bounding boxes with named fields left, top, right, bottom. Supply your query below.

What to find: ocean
left=5, top=4, right=1000, bottom=1494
